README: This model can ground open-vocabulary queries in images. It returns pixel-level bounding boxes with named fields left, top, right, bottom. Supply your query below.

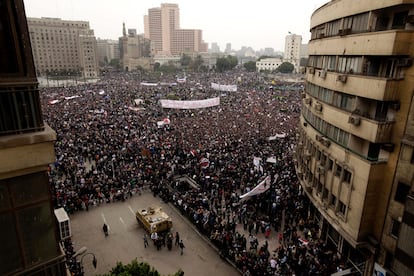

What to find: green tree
left=109, top=58, right=121, bottom=69
left=153, top=62, right=161, bottom=71
left=180, top=54, right=192, bottom=68
left=191, top=55, right=204, bottom=72
left=243, top=61, right=256, bottom=72
left=215, top=55, right=238, bottom=72
left=276, top=62, right=294, bottom=73
left=100, top=259, right=184, bottom=276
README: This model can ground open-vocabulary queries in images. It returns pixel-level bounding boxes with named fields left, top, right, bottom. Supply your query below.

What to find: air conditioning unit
left=306, top=186, right=313, bottom=193
left=315, top=134, right=322, bottom=142
left=407, top=14, right=414, bottom=24
left=340, top=28, right=352, bottom=35
left=317, top=33, right=325, bottom=39
left=337, top=74, right=347, bottom=83
left=301, top=92, right=306, bottom=99
left=308, top=67, right=315, bottom=74
left=321, top=138, right=331, bottom=147
left=348, top=115, right=361, bottom=126
left=319, top=70, right=327, bottom=79
left=297, top=172, right=303, bottom=178
left=317, top=165, right=325, bottom=174
left=305, top=98, right=311, bottom=105
left=390, top=101, right=400, bottom=111
left=315, top=102, right=323, bottom=112
left=381, top=143, right=395, bottom=152
left=396, top=58, right=413, bottom=67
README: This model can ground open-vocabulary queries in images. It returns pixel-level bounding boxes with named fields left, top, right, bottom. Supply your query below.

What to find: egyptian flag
left=199, top=157, right=210, bottom=169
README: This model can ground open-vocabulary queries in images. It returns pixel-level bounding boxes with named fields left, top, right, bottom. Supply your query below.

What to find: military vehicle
left=135, top=206, right=172, bottom=233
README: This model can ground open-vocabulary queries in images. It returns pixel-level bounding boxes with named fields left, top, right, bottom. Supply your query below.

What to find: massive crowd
left=43, top=70, right=346, bottom=275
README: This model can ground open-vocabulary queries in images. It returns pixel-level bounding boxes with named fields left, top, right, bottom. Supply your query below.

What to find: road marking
left=119, top=217, right=126, bottom=227
left=128, top=205, right=135, bottom=215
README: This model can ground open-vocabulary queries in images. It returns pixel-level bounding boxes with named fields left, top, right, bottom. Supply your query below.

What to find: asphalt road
left=69, top=191, right=240, bottom=276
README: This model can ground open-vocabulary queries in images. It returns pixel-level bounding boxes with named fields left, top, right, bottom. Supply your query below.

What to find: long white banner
left=160, top=97, right=220, bottom=109
left=211, top=82, right=237, bottom=92
left=239, top=174, right=278, bottom=201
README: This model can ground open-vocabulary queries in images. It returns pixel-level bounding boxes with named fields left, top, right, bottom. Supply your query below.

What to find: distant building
left=144, top=3, right=207, bottom=55
left=27, top=17, right=98, bottom=78
left=96, top=39, right=120, bottom=66
left=263, top=47, right=275, bottom=56
left=119, top=23, right=151, bottom=71
left=256, top=58, right=283, bottom=72
left=225, top=43, right=232, bottom=54
left=210, top=42, right=220, bottom=53
left=284, top=34, right=302, bottom=72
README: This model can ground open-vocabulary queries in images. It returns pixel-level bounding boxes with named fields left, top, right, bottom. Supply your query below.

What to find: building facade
left=284, top=34, right=302, bottom=73
left=296, top=0, right=414, bottom=275
left=27, top=17, right=98, bottom=78
left=256, top=58, right=283, bottom=72
left=119, top=24, right=152, bottom=71
left=0, top=1, right=65, bottom=275
left=144, top=3, right=207, bottom=55
left=96, top=38, right=120, bottom=66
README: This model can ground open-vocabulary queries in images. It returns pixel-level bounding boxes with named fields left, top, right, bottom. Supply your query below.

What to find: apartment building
left=296, top=0, right=414, bottom=275
left=27, top=17, right=98, bottom=78
left=0, top=1, right=65, bottom=275
left=256, top=58, right=283, bottom=72
left=144, top=3, right=207, bottom=55
left=284, top=34, right=302, bottom=73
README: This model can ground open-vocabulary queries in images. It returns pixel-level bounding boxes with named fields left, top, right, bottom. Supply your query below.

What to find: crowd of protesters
left=42, top=69, right=346, bottom=275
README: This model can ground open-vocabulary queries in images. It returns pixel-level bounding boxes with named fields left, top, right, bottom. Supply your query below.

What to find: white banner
left=140, top=82, right=158, bottom=86
left=160, top=97, right=220, bottom=109
left=211, top=82, right=237, bottom=92
left=240, top=175, right=273, bottom=201
left=268, top=133, right=287, bottom=140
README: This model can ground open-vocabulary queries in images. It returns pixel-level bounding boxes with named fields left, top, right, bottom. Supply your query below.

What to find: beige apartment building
left=1, top=1, right=65, bottom=275
left=144, top=3, right=207, bottom=56
left=96, top=38, right=120, bottom=66
left=284, top=34, right=302, bottom=72
left=27, top=17, right=98, bottom=78
left=296, top=0, right=414, bottom=275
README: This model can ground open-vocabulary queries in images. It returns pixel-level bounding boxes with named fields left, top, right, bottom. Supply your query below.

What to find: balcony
left=306, top=70, right=401, bottom=101
left=309, top=30, right=414, bottom=56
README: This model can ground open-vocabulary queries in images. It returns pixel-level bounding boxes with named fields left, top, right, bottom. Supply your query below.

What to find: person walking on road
left=179, top=240, right=185, bottom=255
left=175, top=231, right=180, bottom=247
left=103, top=223, right=108, bottom=237
left=143, top=233, right=149, bottom=248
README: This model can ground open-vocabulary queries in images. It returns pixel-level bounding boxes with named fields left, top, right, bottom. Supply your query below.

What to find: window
left=338, top=201, right=346, bottom=215
left=335, top=164, right=342, bottom=177
left=411, top=148, right=414, bottom=164
left=392, top=11, right=408, bottom=29
left=328, top=159, right=333, bottom=171
left=330, top=194, right=337, bottom=207
left=390, top=218, right=401, bottom=238
left=343, top=169, right=352, bottom=183
left=395, top=181, right=410, bottom=203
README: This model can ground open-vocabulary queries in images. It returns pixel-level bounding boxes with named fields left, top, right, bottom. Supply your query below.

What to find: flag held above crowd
left=239, top=175, right=275, bottom=201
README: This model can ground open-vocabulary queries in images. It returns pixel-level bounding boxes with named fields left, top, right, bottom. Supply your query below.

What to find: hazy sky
left=23, top=0, right=329, bottom=51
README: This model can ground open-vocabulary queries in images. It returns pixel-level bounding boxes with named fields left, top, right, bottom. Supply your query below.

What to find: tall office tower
left=0, top=0, right=65, bottom=275
left=224, top=43, right=232, bottom=53
left=144, top=3, right=207, bottom=55
left=27, top=17, right=98, bottom=78
left=296, top=1, right=414, bottom=275
left=284, top=34, right=302, bottom=72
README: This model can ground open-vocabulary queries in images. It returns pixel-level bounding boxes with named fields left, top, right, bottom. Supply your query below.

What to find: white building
left=284, top=34, right=302, bottom=72
left=256, top=58, right=283, bottom=72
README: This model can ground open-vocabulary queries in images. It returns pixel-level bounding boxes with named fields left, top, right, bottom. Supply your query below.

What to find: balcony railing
left=0, top=86, right=44, bottom=136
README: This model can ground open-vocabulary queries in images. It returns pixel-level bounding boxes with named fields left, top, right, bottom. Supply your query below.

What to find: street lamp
left=73, top=246, right=97, bottom=275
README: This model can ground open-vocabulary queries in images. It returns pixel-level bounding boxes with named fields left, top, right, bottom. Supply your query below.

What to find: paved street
left=69, top=191, right=240, bottom=276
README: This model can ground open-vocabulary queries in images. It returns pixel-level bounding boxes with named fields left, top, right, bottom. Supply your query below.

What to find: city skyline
left=23, top=0, right=329, bottom=52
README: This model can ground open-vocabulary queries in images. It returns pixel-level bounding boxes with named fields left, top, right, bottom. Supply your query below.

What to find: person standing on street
left=175, top=231, right=180, bottom=246
left=143, top=233, right=149, bottom=248
left=179, top=240, right=185, bottom=255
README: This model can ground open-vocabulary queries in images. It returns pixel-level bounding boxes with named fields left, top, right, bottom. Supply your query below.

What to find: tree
left=100, top=259, right=184, bottom=276
left=153, top=62, right=161, bottom=71
left=276, top=62, right=294, bottom=73
left=243, top=61, right=256, bottom=72
left=180, top=54, right=192, bottom=68
left=109, top=58, right=121, bottom=69
left=215, top=55, right=238, bottom=72
left=191, top=55, right=204, bottom=72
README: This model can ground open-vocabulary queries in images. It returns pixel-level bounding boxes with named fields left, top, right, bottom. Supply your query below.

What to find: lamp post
left=72, top=246, right=97, bottom=275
